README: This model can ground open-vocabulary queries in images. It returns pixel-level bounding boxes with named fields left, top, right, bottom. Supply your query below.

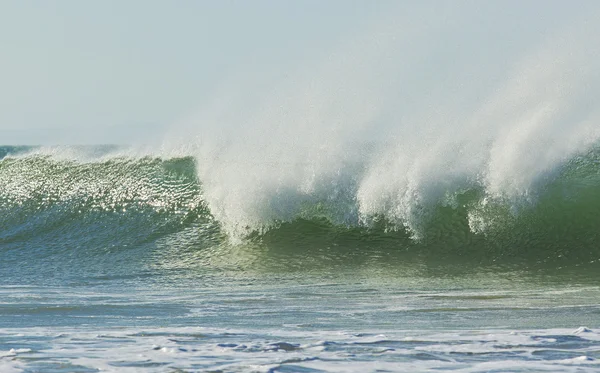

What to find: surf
left=1, top=145, right=599, bottom=272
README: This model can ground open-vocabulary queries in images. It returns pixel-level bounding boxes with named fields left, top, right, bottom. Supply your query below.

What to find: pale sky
left=0, top=1, right=595, bottom=145
left=0, top=1, right=391, bottom=145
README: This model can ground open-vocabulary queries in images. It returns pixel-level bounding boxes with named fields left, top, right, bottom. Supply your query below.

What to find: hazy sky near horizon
left=0, top=1, right=392, bottom=145
left=0, top=1, right=597, bottom=145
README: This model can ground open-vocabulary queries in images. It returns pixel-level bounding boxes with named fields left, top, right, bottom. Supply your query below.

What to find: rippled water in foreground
left=1, top=268, right=599, bottom=373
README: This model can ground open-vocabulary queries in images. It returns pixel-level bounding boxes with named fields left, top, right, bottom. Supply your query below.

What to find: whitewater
left=2, top=2, right=600, bottom=372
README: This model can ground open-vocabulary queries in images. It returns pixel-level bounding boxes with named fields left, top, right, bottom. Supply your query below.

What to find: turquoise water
left=1, top=145, right=600, bottom=372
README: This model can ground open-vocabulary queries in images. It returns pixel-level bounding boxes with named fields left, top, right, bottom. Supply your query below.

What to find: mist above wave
left=159, top=3, right=600, bottom=239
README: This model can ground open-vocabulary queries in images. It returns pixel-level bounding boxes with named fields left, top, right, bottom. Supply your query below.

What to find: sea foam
left=162, top=3, right=600, bottom=239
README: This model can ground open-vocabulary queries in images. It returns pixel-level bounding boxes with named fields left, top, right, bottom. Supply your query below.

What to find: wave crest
left=1, top=147, right=599, bottom=266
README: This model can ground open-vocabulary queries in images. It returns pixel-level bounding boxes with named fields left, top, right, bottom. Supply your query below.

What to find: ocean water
left=4, top=3, right=600, bottom=372
left=1, top=143, right=599, bottom=372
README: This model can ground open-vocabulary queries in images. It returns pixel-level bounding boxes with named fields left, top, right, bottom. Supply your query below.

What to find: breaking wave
left=1, top=145, right=599, bottom=271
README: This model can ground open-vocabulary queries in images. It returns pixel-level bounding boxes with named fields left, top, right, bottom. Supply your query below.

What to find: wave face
left=1, top=144, right=599, bottom=279
left=0, top=147, right=214, bottom=281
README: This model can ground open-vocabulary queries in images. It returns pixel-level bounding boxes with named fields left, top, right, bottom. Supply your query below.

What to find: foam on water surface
left=1, top=327, right=599, bottom=373
left=0, top=274, right=599, bottom=372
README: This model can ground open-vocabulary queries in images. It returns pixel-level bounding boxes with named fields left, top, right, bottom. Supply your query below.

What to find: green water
left=1, top=145, right=599, bottom=372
